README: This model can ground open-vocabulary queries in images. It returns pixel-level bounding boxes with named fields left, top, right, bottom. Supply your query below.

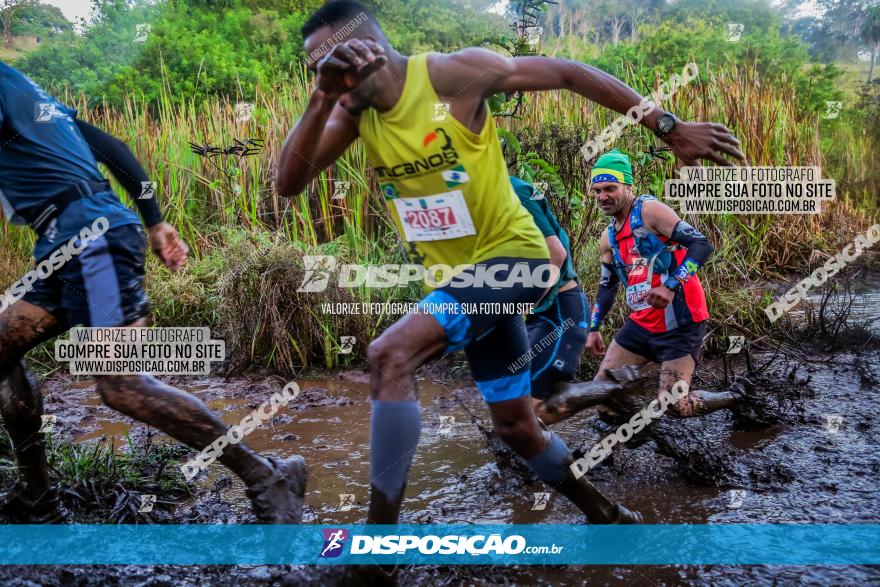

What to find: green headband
left=591, top=150, right=633, bottom=185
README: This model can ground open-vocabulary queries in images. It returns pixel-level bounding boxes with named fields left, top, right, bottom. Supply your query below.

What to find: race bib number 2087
left=392, top=190, right=476, bottom=242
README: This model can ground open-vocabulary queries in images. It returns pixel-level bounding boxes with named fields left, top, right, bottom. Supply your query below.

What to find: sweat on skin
left=180, top=382, right=300, bottom=480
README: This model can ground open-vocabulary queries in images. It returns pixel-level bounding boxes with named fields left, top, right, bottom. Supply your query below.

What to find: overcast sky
left=40, top=0, right=822, bottom=26
left=43, top=0, right=93, bottom=25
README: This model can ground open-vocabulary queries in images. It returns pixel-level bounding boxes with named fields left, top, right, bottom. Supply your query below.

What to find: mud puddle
left=4, top=346, right=877, bottom=585
left=2, top=289, right=879, bottom=585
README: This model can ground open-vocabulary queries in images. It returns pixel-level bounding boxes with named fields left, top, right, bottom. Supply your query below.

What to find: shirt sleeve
left=55, top=100, right=77, bottom=120
left=510, top=177, right=556, bottom=237
left=517, top=193, right=556, bottom=237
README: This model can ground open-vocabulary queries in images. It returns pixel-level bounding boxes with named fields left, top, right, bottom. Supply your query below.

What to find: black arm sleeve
left=589, top=262, right=620, bottom=332
left=665, top=220, right=714, bottom=288
left=75, top=119, right=163, bottom=227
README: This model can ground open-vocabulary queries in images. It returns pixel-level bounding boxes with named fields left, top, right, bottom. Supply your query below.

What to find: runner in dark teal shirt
left=510, top=176, right=579, bottom=313
left=510, top=176, right=589, bottom=401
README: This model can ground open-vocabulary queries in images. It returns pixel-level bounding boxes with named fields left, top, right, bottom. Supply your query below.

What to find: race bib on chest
left=392, top=190, right=476, bottom=242
left=625, top=282, right=651, bottom=312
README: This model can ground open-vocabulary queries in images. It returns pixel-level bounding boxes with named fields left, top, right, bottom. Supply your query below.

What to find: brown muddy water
left=1, top=289, right=879, bottom=585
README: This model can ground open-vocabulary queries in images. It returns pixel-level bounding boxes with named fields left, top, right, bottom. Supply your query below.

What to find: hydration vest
left=607, top=195, right=679, bottom=284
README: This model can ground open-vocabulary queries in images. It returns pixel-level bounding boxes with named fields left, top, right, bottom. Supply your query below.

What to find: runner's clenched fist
left=315, top=39, right=387, bottom=100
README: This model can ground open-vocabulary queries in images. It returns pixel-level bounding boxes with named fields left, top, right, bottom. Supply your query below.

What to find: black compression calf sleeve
left=75, top=119, right=163, bottom=227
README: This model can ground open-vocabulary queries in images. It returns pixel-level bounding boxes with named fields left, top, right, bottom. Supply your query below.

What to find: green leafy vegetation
left=14, top=0, right=504, bottom=105
left=1, top=0, right=877, bottom=371
left=0, top=424, right=190, bottom=523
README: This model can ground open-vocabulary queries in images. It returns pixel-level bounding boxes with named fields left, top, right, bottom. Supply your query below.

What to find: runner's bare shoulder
left=641, top=198, right=680, bottom=235
left=428, top=48, right=510, bottom=98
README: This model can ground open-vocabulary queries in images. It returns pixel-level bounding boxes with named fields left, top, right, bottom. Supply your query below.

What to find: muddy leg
left=1, top=363, right=50, bottom=494
left=594, top=340, right=651, bottom=382
left=686, top=390, right=742, bottom=414
left=97, top=315, right=288, bottom=489
left=659, top=356, right=698, bottom=415
left=591, top=340, right=651, bottom=420
left=365, top=312, right=446, bottom=525
left=95, top=373, right=272, bottom=485
left=97, top=347, right=308, bottom=526
left=657, top=348, right=743, bottom=418
left=0, top=301, right=65, bottom=499
left=490, top=395, right=639, bottom=524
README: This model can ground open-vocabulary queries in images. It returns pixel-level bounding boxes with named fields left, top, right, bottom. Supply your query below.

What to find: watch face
left=658, top=114, right=675, bottom=134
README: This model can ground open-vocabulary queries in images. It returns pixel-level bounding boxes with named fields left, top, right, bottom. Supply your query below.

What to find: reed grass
left=2, top=58, right=876, bottom=372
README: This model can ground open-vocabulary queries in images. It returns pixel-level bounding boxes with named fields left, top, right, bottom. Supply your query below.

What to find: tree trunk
left=1, top=8, right=14, bottom=50
left=629, top=8, right=642, bottom=42
left=869, top=45, right=877, bottom=83
left=610, top=15, right=625, bottom=45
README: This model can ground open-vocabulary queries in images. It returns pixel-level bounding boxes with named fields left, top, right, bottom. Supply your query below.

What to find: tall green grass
left=3, top=59, right=876, bottom=372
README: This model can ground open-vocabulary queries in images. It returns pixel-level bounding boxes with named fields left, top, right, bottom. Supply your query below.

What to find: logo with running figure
left=320, top=528, right=349, bottom=558
left=432, top=102, right=450, bottom=122
left=298, top=256, right=338, bottom=293
left=35, top=102, right=62, bottom=123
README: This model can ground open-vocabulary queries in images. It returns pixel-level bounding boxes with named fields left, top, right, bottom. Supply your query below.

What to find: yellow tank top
left=358, top=53, right=548, bottom=270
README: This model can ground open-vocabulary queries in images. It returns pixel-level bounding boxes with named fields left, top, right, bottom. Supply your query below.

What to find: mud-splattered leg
left=0, top=301, right=65, bottom=499
left=489, top=395, right=639, bottom=523
left=591, top=339, right=651, bottom=419
left=659, top=356, right=698, bottom=415
left=95, top=372, right=272, bottom=486
left=1, top=363, right=51, bottom=494
left=659, top=357, right=743, bottom=417
left=96, top=318, right=274, bottom=483
left=683, top=389, right=742, bottom=414
left=94, top=319, right=306, bottom=523
left=470, top=317, right=639, bottom=524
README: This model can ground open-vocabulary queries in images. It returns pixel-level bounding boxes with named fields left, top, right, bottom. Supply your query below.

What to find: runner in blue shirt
left=0, top=62, right=306, bottom=523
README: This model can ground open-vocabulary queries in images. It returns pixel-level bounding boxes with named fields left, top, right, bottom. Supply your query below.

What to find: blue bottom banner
left=0, top=524, right=878, bottom=565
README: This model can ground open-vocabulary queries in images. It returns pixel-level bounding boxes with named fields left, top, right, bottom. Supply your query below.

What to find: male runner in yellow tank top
left=276, top=0, right=745, bottom=546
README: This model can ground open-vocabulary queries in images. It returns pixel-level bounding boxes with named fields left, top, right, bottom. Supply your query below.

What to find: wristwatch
left=663, top=276, right=683, bottom=292
left=654, top=112, right=677, bottom=137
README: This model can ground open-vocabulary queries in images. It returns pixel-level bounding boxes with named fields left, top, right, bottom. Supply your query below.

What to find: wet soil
left=1, top=290, right=879, bottom=585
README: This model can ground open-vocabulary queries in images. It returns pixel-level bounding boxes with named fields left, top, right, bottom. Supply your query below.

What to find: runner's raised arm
left=427, top=48, right=746, bottom=167
left=275, top=40, right=386, bottom=197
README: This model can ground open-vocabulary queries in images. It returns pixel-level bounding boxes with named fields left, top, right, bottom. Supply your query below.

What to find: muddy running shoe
left=246, top=455, right=307, bottom=523
left=611, top=503, right=643, bottom=524
left=0, top=484, right=70, bottom=524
